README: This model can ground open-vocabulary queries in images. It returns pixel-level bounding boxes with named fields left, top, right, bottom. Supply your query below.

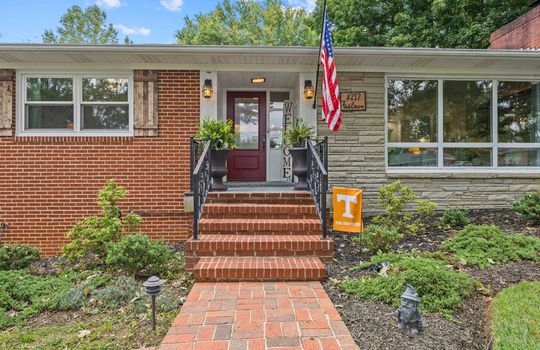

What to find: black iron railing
left=189, top=137, right=205, bottom=193
left=307, top=138, right=329, bottom=240
left=192, top=140, right=211, bottom=240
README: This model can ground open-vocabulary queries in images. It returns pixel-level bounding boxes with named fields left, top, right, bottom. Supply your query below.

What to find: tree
left=313, top=0, right=533, bottom=49
left=43, top=5, right=119, bottom=44
left=175, top=0, right=318, bottom=46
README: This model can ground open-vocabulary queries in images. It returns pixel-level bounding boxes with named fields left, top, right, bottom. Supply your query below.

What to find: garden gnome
left=396, top=285, right=423, bottom=334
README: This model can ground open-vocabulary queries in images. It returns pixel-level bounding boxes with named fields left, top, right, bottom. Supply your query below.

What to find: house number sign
left=341, top=91, right=366, bottom=111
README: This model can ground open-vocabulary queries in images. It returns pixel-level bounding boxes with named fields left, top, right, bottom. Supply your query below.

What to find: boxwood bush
left=105, top=234, right=174, bottom=277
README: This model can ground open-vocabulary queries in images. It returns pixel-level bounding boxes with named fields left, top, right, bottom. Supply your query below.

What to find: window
left=386, top=78, right=540, bottom=171
left=18, top=73, right=132, bottom=135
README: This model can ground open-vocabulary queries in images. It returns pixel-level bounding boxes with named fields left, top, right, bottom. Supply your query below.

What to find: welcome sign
left=333, top=187, right=364, bottom=233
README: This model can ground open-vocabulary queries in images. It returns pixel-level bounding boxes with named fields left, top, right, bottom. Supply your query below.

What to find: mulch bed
left=323, top=209, right=540, bottom=350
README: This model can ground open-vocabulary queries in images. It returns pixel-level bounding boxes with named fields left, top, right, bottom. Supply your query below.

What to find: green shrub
left=63, top=180, right=143, bottom=261
left=106, top=234, right=174, bottom=276
left=94, top=276, right=140, bottom=308
left=511, top=192, right=540, bottom=223
left=439, top=209, right=470, bottom=229
left=372, top=180, right=437, bottom=235
left=283, top=122, right=314, bottom=146
left=491, top=281, right=540, bottom=350
left=441, top=224, right=540, bottom=268
left=0, top=269, right=80, bottom=328
left=341, top=252, right=474, bottom=317
left=0, top=245, right=40, bottom=270
left=197, top=118, right=236, bottom=150
left=353, top=224, right=402, bottom=253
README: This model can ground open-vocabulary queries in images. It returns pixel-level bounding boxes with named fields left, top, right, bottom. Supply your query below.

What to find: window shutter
left=0, top=69, right=13, bottom=137
left=133, top=70, right=159, bottom=137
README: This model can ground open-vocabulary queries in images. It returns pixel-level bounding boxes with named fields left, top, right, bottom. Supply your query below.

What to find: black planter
left=210, top=149, right=229, bottom=191
left=290, top=147, right=308, bottom=191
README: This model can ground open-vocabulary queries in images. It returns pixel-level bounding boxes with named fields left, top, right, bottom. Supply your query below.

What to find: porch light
left=251, top=77, right=266, bottom=84
left=202, top=79, right=214, bottom=99
left=304, top=80, right=315, bottom=100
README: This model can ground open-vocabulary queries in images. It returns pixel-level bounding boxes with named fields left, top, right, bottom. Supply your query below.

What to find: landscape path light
left=143, top=276, right=163, bottom=331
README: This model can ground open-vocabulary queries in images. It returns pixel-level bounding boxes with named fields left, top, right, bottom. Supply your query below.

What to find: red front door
left=227, top=91, right=266, bottom=181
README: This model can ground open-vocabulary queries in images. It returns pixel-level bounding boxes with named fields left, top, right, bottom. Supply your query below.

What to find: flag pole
left=312, top=0, right=327, bottom=110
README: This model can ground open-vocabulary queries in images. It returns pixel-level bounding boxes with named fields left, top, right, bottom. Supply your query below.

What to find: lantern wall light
left=202, top=79, right=214, bottom=99
left=304, top=80, right=315, bottom=100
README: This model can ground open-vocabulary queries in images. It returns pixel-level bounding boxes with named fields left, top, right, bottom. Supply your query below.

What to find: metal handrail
left=192, top=140, right=212, bottom=240
left=189, top=137, right=204, bottom=193
left=306, top=138, right=328, bottom=240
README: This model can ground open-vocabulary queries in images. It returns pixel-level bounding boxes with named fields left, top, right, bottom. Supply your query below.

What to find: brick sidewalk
left=159, top=281, right=358, bottom=350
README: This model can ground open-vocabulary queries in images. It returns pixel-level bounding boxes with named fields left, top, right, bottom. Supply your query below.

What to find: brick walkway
left=159, top=281, right=358, bottom=350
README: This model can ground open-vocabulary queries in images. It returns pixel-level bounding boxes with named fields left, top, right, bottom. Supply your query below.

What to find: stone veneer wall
left=317, top=72, right=540, bottom=213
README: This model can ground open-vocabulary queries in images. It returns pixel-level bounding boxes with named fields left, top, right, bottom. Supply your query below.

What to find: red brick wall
left=0, top=70, right=200, bottom=256
left=490, top=4, right=540, bottom=49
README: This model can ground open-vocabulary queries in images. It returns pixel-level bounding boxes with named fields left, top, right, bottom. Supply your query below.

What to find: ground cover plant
left=341, top=252, right=475, bottom=317
left=441, top=224, right=540, bottom=268
left=511, top=191, right=540, bottom=224
left=491, top=281, right=540, bottom=350
left=0, top=244, right=40, bottom=270
left=439, top=209, right=470, bottom=229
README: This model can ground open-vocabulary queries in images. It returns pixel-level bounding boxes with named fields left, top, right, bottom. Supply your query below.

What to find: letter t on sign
left=336, top=194, right=357, bottom=219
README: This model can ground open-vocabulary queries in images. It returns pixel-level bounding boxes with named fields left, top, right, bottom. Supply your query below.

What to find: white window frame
left=16, top=71, right=133, bottom=136
left=385, top=74, right=540, bottom=174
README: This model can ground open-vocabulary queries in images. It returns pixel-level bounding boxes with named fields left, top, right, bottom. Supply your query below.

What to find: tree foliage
left=315, top=0, right=533, bottom=49
left=175, top=0, right=318, bottom=46
left=43, top=5, right=119, bottom=44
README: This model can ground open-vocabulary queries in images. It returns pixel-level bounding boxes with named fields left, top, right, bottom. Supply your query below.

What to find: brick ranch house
left=0, top=7, right=539, bottom=256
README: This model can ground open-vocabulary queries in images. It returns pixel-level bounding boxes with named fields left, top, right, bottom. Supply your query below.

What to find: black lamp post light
left=143, top=275, right=164, bottom=331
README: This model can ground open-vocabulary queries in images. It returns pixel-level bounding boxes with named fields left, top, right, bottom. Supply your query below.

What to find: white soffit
left=0, top=44, right=539, bottom=74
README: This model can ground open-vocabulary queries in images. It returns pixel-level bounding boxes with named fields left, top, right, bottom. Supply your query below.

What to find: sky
left=0, top=0, right=316, bottom=44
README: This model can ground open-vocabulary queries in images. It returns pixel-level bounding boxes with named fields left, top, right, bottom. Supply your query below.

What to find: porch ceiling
left=218, top=71, right=298, bottom=89
left=0, top=44, right=539, bottom=74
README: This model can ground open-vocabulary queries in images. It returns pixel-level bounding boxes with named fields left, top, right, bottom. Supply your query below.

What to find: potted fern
left=197, top=118, right=236, bottom=191
left=284, top=122, right=314, bottom=191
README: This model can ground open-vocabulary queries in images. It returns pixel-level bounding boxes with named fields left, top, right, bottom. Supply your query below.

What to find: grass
left=341, top=252, right=475, bottom=318
left=491, top=282, right=540, bottom=350
left=441, top=224, right=540, bottom=268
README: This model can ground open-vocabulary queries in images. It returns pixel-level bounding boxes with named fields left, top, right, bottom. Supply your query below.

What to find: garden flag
left=333, top=187, right=364, bottom=233
left=319, top=8, right=342, bottom=132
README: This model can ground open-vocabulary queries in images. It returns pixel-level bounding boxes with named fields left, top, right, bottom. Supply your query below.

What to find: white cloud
left=115, top=24, right=151, bottom=36
left=96, top=0, right=123, bottom=8
left=160, top=0, right=183, bottom=12
left=288, top=0, right=316, bottom=12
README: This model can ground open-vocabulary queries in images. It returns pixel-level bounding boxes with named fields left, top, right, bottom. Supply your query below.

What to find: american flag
left=320, top=10, right=342, bottom=132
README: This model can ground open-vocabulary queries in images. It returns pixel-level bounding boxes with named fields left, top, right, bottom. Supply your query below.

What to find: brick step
left=203, top=203, right=318, bottom=219
left=207, top=191, right=313, bottom=204
left=185, top=235, right=334, bottom=269
left=192, top=257, right=326, bottom=281
left=199, top=218, right=322, bottom=235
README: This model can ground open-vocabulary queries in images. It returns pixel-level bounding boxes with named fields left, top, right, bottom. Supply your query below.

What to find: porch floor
left=226, top=182, right=296, bottom=193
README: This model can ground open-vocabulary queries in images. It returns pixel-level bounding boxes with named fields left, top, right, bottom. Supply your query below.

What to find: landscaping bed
left=0, top=181, right=194, bottom=350
left=324, top=208, right=540, bottom=350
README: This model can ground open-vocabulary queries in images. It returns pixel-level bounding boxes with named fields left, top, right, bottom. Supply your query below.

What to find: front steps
left=193, top=256, right=326, bottom=281
left=186, top=191, right=333, bottom=282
